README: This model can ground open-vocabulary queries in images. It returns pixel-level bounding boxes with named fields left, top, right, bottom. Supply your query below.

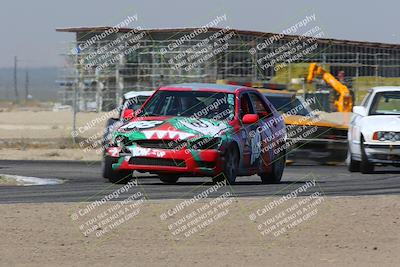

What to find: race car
left=102, top=83, right=287, bottom=184
left=102, top=91, right=154, bottom=153
left=347, top=86, right=400, bottom=173
left=259, top=89, right=348, bottom=164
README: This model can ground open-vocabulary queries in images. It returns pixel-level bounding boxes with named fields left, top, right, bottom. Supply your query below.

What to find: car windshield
left=264, top=95, right=310, bottom=116
left=139, top=90, right=235, bottom=120
left=370, top=91, right=400, bottom=115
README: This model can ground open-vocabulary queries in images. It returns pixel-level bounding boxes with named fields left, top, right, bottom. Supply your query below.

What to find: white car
left=102, top=91, right=154, bottom=153
left=347, top=86, right=400, bottom=173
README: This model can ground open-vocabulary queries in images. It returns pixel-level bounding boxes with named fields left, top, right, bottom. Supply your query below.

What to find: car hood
left=361, top=115, right=400, bottom=132
left=115, top=116, right=233, bottom=141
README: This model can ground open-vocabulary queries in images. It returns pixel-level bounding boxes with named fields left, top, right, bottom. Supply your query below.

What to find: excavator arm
left=307, top=63, right=353, bottom=112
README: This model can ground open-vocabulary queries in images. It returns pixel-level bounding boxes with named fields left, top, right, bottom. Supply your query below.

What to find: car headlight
left=373, top=131, right=400, bottom=141
left=190, top=137, right=222, bottom=150
left=114, top=136, right=123, bottom=147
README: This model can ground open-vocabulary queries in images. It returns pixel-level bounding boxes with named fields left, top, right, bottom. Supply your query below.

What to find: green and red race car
left=102, top=83, right=287, bottom=184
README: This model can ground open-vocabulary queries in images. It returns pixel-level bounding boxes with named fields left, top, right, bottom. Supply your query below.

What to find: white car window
left=369, top=91, right=400, bottom=115
left=361, top=91, right=372, bottom=108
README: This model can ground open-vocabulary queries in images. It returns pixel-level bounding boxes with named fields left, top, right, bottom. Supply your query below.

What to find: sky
left=0, top=0, right=399, bottom=68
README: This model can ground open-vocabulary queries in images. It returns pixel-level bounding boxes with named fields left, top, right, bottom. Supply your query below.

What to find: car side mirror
left=122, top=109, right=135, bottom=120
left=242, top=114, right=259, bottom=124
left=352, top=106, right=367, bottom=116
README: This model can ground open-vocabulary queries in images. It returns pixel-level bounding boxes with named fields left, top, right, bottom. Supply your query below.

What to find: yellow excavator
left=306, top=63, right=353, bottom=112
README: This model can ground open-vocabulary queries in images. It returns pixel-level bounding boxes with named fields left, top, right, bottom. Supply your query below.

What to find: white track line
left=0, top=174, right=64, bottom=186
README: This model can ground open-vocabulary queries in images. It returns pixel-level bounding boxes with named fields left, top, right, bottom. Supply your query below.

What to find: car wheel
left=102, top=155, right=132, bottom=183
left=347, top=148, right=360, bottom=172
left=159, top=174, right=180, bottom=184
left=360, top=137, right=374, bottom=174
left=260, top=150, right=286, bottom=184
left=216, top=145, right=239, bottom=184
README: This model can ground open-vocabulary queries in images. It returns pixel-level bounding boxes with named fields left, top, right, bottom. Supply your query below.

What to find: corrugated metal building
left=56, top=27, right=400, bottom=111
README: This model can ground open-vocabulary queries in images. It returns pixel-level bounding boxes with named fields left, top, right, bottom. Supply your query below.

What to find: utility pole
left=25, top=69, right=29, bottom=101
left=14, top=56, right=19, bottom=103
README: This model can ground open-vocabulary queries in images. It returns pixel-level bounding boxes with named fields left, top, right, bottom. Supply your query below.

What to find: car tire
left=102, top=155, right=132, bottom=183
left=216, top=145, right=239, bottom=184
left=159, top=174, right=180, bottom=184
left=347, top=149, right=360, bottom=172
left=260, top=150, right=285, bottom=184
left=360, top=137, right=374, bottom=174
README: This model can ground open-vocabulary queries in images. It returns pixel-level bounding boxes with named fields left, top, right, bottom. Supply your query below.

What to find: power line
left=25, top=69, right=29, bottom=101
left=14, top=56, right=19, bottom=103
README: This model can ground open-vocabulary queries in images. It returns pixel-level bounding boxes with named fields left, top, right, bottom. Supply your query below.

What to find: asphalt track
left=0, top=160, right=399, bottom=204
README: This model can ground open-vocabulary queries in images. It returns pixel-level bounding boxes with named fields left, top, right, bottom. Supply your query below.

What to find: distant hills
left=0, top=67, right=59, bottom=101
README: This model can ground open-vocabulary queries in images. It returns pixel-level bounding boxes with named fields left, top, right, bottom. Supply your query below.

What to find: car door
left=349, top=90, right=373, bottom=156
left=248, top=92, right=278, bottom=171
left=238, top=92, right=259, bottom=170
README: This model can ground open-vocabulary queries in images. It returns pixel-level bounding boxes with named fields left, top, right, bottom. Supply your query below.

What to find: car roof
left=370, top=86, right=400, bottom=93
left=160, top=83, right=246, bottom=92
left=124, top=91, right=154, bottom=99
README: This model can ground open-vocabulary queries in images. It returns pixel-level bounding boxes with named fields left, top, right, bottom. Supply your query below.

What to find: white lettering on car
left=121, top=120, right=163, bottom=130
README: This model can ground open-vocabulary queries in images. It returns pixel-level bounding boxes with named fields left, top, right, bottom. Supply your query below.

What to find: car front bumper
left=107, top=146, right=224, bottom=176
left=287, top=138, right=348, bottom=163
left=364, top=143, right=400, bottom=165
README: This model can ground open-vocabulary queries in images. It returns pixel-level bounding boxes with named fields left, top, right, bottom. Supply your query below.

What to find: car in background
left=102, top=91, right=154, bottom=152
left=103, top=83, right=286, bottom=184
left=347, top=86, right=400, bottom=173
left=259, top=89, right=348, bottom=164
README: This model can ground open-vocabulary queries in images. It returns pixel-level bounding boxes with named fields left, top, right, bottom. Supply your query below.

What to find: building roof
left=160, top=82, right=245, bottom=92
left=56, top=26, right=400, bottom=49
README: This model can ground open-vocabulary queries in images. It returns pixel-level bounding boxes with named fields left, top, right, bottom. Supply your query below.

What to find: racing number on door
left=240, top=93, right=261, bottom=167
left=248, top=92, right=275, bottom=165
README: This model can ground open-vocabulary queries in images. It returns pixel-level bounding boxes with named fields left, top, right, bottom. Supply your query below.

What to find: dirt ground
left=0, top=110, right=110, bottom=161
left=0, top=196, right=399, bottom=267
left=0, top=110, right=109, bottom=140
